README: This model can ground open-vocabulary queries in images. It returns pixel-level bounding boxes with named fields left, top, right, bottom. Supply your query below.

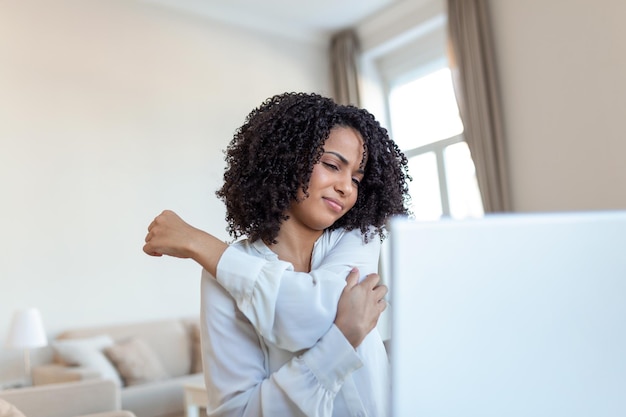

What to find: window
left=387, top=67, right=483, bottom=220
left=359, top=5, right=484, bottom=220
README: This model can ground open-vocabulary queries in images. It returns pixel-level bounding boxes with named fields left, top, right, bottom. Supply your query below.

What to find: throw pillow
left=0, top=399, right=26, bottom=417
left=188, top=321, right=203, bottom=374
left=104, top=337, right=169, bottom=386
left=52, top=334, right=122, bottom=387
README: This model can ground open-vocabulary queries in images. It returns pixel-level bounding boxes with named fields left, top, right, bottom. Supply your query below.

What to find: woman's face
left=287, top=126, right=366, bottom=232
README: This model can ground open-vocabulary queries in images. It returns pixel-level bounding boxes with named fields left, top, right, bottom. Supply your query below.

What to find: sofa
left=32, top=318, right=205, bottom=417
left=0, top=379, right=135, bottom=417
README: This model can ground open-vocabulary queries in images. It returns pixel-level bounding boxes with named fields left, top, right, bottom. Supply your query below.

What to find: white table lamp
left=5, top=308, right=48, bottom=383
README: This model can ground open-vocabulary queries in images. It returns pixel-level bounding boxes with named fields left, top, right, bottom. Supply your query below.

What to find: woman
left=144, top=92, right=410, bottom=416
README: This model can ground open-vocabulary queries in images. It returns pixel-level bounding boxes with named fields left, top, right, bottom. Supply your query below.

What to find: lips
left=323, top=197, right=344, bottom=212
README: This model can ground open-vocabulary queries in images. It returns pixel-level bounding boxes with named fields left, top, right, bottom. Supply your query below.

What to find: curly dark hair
left=216, top=92, right=411, bottom=244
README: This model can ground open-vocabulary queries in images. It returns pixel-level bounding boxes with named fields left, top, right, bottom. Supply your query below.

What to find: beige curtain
left=447, top=0, right=512, bottom=212
left=330, top=29, right=361, bottom=106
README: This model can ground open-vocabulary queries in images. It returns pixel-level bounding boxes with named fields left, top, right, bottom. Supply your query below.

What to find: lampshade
left=6, top=308, right=48, bottom=349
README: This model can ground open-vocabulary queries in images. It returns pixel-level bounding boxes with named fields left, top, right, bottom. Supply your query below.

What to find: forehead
left=323, top=127, right=365, bottom=158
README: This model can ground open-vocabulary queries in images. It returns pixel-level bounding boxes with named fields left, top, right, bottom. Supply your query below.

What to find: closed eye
left=352, top=178, right=361, bottom=187
left=322, top=162, right=339, bottom=171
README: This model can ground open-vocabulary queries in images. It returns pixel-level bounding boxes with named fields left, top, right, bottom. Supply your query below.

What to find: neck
left=267, top=221, right=323, bottom=273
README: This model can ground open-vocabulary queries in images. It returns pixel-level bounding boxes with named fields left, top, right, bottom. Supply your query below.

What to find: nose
left=334, top=173, right=353, bottom=197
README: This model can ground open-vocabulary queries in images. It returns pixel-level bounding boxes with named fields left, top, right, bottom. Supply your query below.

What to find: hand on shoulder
left=334, top=267, right=388, bottom=348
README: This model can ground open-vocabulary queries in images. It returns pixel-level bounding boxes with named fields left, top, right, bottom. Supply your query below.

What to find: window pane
left=388, top=68, right=464, bottom=150
left=408, top=152, right=442, bottom=221
left=444, top=142, right=484, bottom=219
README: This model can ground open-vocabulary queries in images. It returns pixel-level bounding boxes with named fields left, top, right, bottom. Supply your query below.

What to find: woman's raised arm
left=144, top=210, right=385, bottom=352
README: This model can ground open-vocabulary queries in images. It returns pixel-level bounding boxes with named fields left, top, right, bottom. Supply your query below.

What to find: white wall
left=4, top=0, right=625, bottom=384
left=0, top=0, right=329, bottom=382
left=489, top=0, right=626, bottom=212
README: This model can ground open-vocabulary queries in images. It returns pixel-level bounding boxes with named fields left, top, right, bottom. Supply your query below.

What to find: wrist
left=189, top=229, right=228, bottom=277
left=187, top=228, right=210, bottom=258
left=334, top=318, right=362, bottom=349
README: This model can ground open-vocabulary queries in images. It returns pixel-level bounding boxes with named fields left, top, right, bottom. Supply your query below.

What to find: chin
left=301, top=212, right=344, bottom=232
left=309, top=220, right=337, bottom=231
left=321, top=220, right=342, bottom=231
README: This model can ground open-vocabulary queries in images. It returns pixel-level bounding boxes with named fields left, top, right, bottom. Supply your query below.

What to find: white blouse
left=200, top=228, right=389, bottom=417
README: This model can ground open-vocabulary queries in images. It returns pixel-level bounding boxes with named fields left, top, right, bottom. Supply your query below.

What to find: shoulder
left=314, top=228, right=352, bottom=253
left=315, top=227, right=380, bottom=256
left=329, top=227, right=380, bottom=249
left=229, top=238, right=277, bottom=260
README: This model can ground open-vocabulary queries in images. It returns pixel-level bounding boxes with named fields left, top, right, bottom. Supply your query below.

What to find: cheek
left=307, top=167, right=329, bottom=190
left=345, top=193, right=359, bottom=211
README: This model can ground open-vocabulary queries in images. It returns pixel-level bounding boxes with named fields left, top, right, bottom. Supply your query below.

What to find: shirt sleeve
left=215, top=229, right=381, bottom=352
left=201, top=270, right=363, bottom=417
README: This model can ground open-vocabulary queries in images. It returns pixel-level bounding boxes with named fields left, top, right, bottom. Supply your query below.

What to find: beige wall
left=489, top=0, right=626, bottom=212
left=0, top=0, right=329, bottom=382
left=3, top=0, right=625, bottom=384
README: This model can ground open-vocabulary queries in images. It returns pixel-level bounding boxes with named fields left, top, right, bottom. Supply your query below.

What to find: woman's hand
left=334, top=268, right=388, bottom=349
left=143, top=210, right=206, bottom=259
left=143, top=210, right=228, bottom=276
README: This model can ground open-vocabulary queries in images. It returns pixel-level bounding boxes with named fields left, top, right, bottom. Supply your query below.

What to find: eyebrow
left=324, top=151, right=365, bottom=175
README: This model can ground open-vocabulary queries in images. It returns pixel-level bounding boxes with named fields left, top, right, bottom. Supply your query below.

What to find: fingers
left=147, top=210, right=176, bottom=229
left=345, top=271, right=388, bottom=309
left=361, top=273, right=381, bottom=289
left=363, top=274, right=387, bottom=312
left=372, top=282, right=388, bottom=298
left=142, top=210, right=197, bottom=260
left=144, top=210, right=174, bottom=256
left=371, top=280, right=388, bottom=313
left=346, top=272, right=387, bottom=299
left=142, top=231, right=162, bottom=256
left=335, top=271, right=388, bottom=348
left=143, top=245, right=163, bottom=257
left=148, top=211, right=168, bottom=228
left=344, top=267, right=360, bottom=287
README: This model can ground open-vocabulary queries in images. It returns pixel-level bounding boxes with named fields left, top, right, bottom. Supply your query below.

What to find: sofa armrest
left=33, top=364, right=102, bottom=385
left=0, top=379, right=121, bottom=417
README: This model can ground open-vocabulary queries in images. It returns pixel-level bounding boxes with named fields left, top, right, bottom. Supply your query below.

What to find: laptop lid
left=388, top=211, right=626, bottom=417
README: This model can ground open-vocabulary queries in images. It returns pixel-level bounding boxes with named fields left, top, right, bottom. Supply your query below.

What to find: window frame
left=403, top=133, right=464, bottom=216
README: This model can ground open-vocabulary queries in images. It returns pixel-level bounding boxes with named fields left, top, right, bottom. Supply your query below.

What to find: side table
left=183, top=382, right=208, bottom=417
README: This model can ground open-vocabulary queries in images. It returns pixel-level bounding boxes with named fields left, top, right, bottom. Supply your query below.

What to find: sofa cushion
left=57, top=319, right=193, bottom=378
left=104, top=338, right=169, bottom=386
left=53, top=335, right=123, bottom=387
left=0, top=399, right=26, bottom=417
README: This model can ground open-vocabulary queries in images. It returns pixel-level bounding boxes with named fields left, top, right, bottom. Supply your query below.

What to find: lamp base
left=22, top=349, right=33, bottom=387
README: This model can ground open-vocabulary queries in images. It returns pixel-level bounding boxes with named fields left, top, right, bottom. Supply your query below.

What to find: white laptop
left=388, top=211, right=626, bottom=417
